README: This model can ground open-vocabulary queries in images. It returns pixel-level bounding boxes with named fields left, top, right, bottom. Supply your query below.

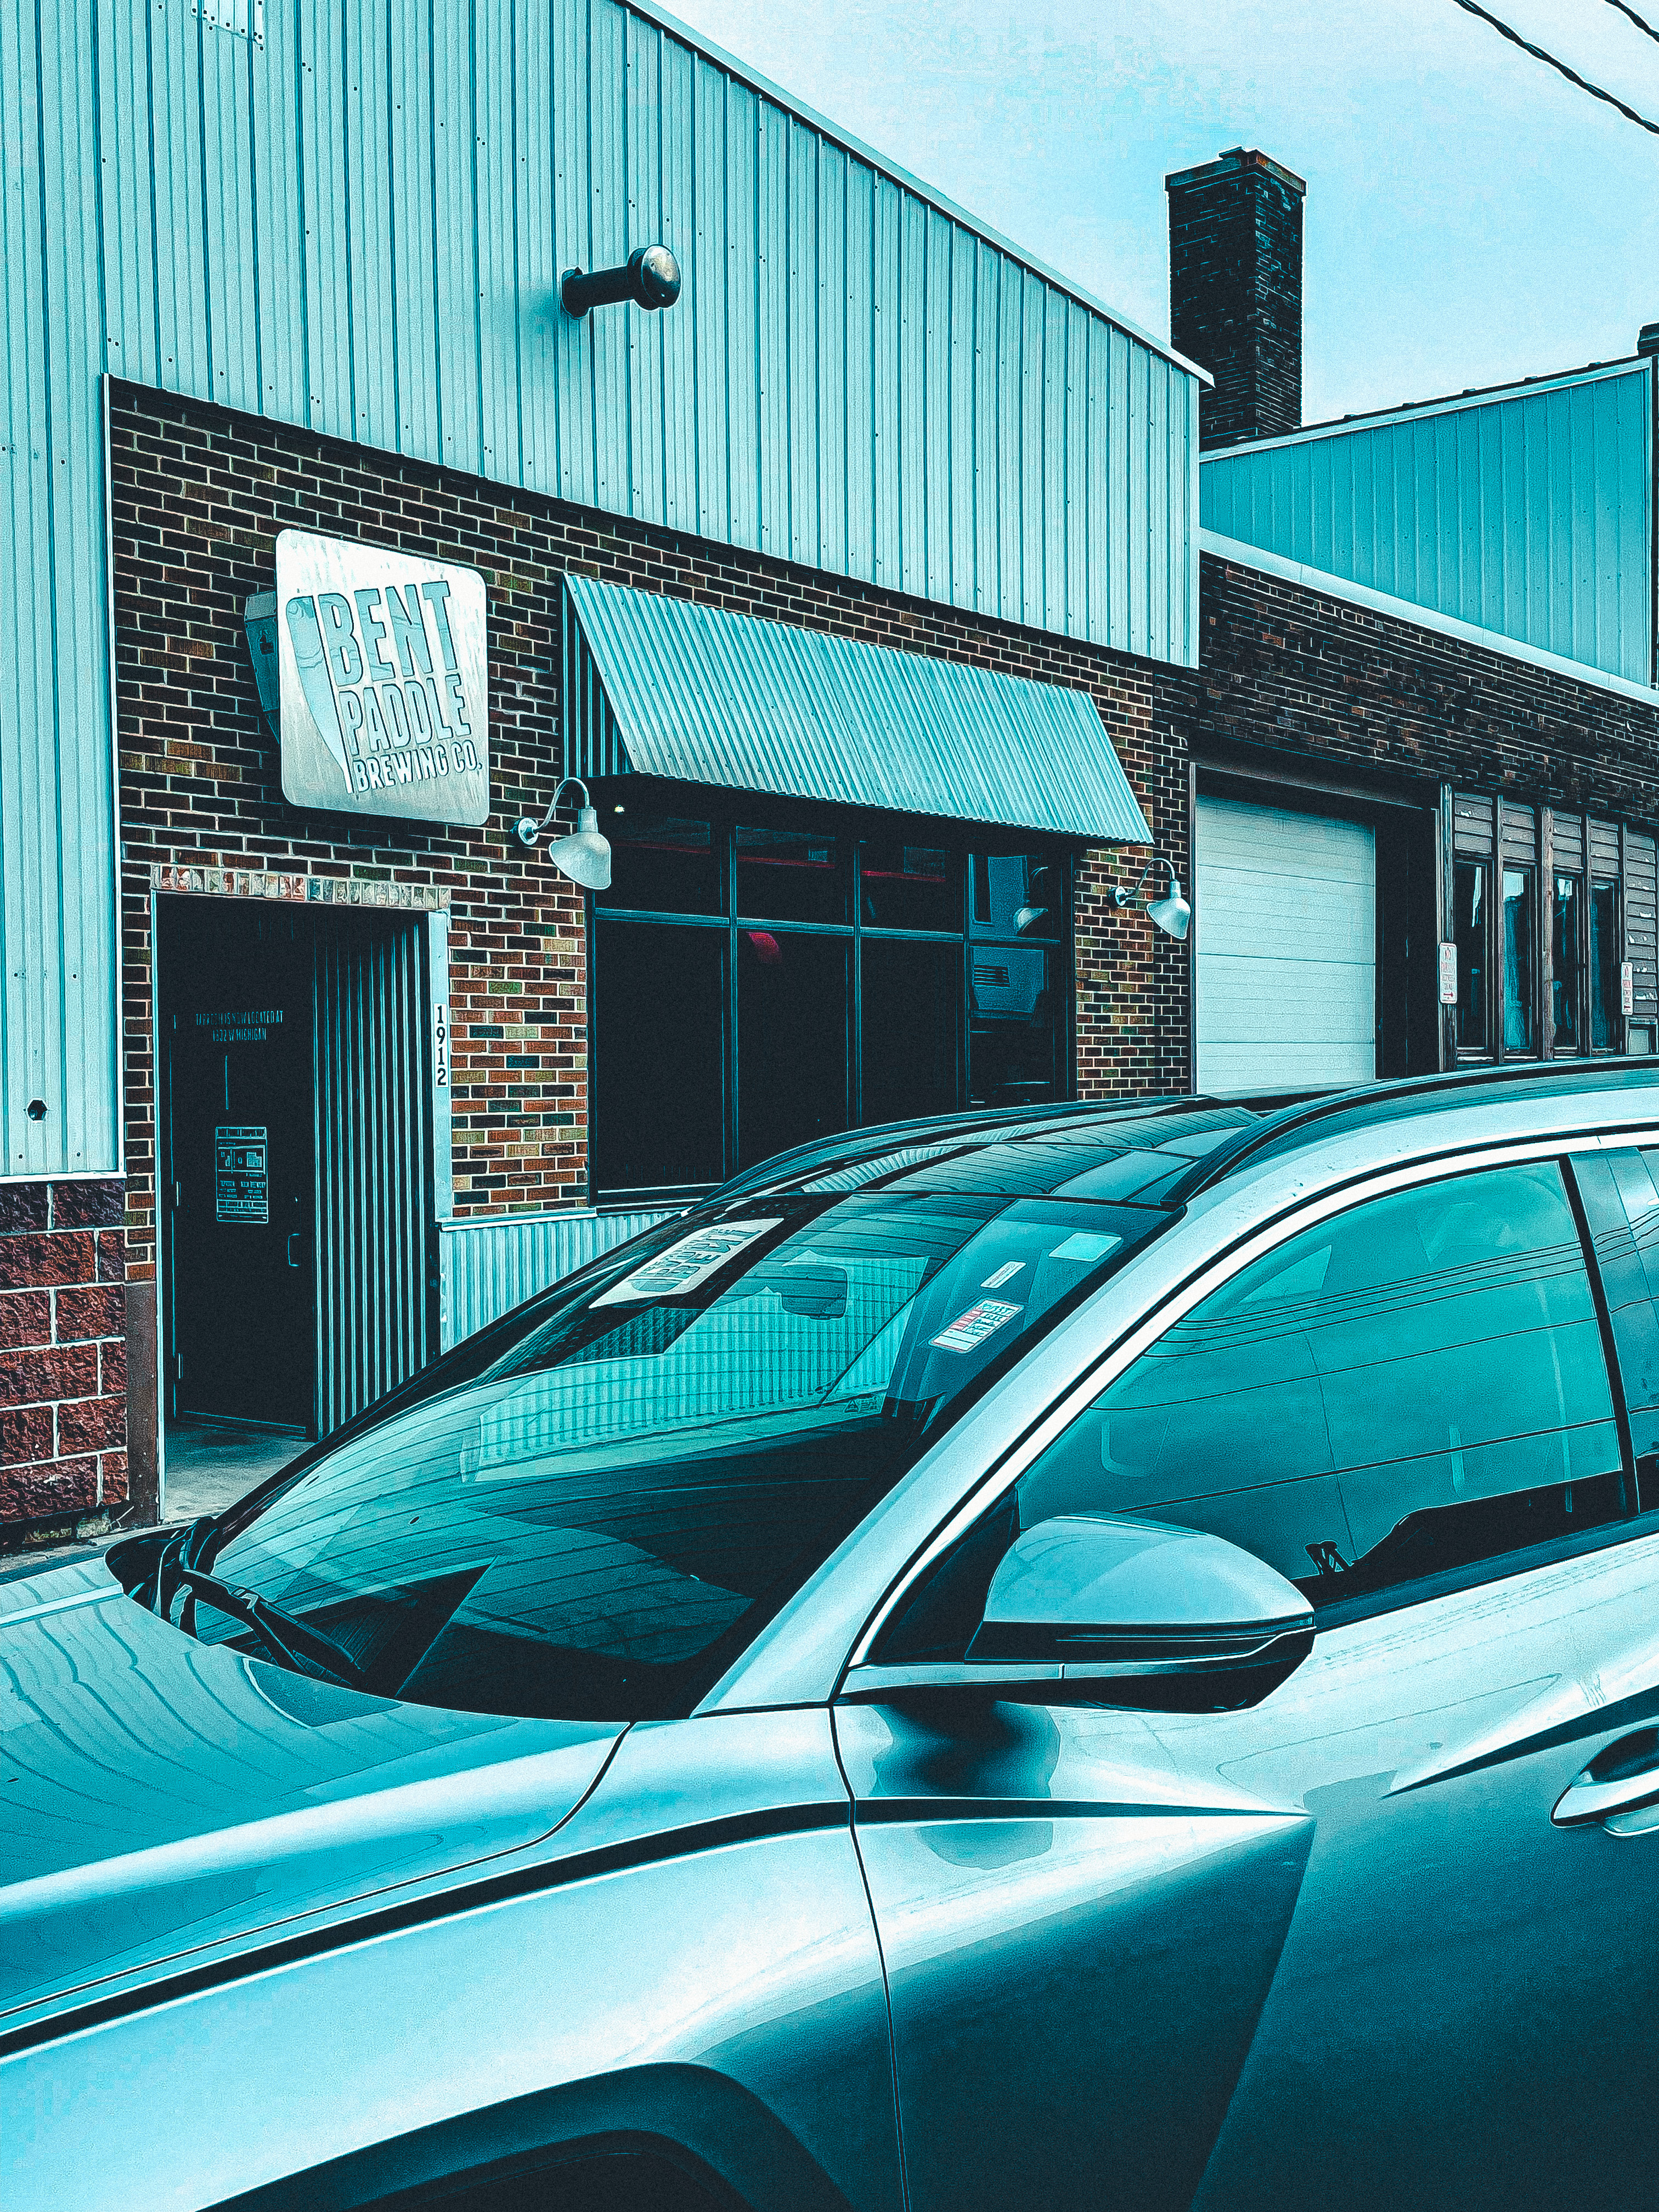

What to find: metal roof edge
left=1200, top=530, right=1659, bottom=710
left=622, top=0, right=1211, bottom=388
left=1199, top=354, right=1652, bottom=464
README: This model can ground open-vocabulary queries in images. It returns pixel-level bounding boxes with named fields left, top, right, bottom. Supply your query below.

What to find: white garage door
left=1195, top=795, right=1376, bottom=1092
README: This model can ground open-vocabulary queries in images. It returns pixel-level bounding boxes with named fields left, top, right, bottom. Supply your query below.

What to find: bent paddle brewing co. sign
left=272, top=529, right=490, bottom=827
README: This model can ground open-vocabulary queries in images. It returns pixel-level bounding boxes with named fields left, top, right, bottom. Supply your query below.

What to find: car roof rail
left=1163, top=1058, right=1659, bottom=1206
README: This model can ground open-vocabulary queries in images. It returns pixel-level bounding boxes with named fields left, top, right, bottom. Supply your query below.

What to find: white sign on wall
left=274, top=529, right=490, bottom=828
left=1437, top=941, right=1459, bottom=1006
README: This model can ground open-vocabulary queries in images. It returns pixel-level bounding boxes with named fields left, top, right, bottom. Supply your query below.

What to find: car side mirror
left=843, top=1515, right=1314, bottom=1712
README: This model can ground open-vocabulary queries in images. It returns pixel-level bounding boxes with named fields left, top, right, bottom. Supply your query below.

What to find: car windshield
left=183, top=1192, right=1166, bottom=1720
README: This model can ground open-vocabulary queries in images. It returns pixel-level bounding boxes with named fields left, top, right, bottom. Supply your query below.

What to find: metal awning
left=561, top=574, right=1153, bottom=844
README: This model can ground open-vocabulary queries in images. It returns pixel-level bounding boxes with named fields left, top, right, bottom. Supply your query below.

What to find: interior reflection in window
left=989, top=1161, right=1624, bottom=1618
left=1553, top=872, right=1581, bottom=1050
left=1453, top=860, right=1486, bottom=1051
left=1502, top=866, right=1534, bottom=1054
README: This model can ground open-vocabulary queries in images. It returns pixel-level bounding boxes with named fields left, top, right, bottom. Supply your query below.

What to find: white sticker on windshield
left=980, top=1261, right=1026, bottom=1290
left=1048, top=1232, right=1122, bottom=1265
left=591, top=1218, right=783, bottom=1306
left=930, top=1297, right=1022, bottom=1354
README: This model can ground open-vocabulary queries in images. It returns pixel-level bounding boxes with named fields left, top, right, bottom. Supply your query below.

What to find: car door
left=837, top=1147, right=1659, bottom=2212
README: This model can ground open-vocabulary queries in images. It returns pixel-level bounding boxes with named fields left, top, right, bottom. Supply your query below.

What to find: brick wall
left=0, top=1181, right=127, bottom=1533
left=1169, top=549, right=1659, bottom=815
left=1167, top=150, right=1306, bottom=450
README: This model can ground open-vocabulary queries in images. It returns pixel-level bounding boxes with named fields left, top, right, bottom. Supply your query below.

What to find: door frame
left=154, top=890, right=452, bottom=1481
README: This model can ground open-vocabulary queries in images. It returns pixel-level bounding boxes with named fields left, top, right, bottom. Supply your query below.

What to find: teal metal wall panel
left=1201, top=362, right=1655, bottom=686
left=314, top=915, right=433, bottom=1435
left=438, top=1206, right=676, bottom=1350
left=563, top=573, right=1155, bottom=843
left=2, top=0, right=1200, bottom=1179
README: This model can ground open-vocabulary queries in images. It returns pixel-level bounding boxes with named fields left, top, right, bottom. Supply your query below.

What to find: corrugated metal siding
left=563, top=574, right=1156, bottom=844
left=438, top=1207, right=676, bottom=1351
left=314, top=917, right=433, bottom=1432
left=3, top=0, right=1201, bottom=1181
left=1201, top=363, right=1655, bottom=686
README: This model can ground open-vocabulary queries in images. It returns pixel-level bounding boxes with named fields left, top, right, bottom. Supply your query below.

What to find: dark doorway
left=159, top=896, right=438, bottom=1443
left=160, top=900, right=314, bottom=1430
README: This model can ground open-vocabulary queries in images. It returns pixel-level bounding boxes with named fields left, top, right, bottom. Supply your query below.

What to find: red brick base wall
left=0, top=1181, right=128, bottom=1534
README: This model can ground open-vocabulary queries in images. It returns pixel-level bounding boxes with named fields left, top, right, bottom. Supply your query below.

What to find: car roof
left=718, top=1061, right=1659, bottom=1211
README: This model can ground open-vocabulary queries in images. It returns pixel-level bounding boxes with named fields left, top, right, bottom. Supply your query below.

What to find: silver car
left=9, top=1065, right=1659, bottom=2212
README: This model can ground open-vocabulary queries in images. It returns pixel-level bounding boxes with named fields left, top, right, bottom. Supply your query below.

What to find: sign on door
left=215, top=1126, right=269, bottom=1223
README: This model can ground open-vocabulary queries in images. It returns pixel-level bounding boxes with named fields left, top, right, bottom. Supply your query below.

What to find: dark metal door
left=162, top=903, right=313, bottom=1429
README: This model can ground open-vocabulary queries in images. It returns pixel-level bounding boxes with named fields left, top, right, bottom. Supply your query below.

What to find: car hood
left=0, top=1561, right=623, bottom=2036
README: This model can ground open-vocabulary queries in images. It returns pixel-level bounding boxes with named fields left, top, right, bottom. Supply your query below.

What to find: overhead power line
left=1605, top=0, right=1659, bottom=50
left=1450, top=0, right=1659, bottom=135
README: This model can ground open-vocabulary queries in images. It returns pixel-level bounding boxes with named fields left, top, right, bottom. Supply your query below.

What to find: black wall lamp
left=561, top=245, right=682, bottom=320
left=1112, top=851, right=1192, bottom=941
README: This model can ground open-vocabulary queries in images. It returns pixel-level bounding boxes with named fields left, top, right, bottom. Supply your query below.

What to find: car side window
left=883, top=1161, right=1629, bottom=1657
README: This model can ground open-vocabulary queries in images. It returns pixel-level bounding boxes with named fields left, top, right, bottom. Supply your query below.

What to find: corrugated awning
left=561, top=574, right=1153, bottom=844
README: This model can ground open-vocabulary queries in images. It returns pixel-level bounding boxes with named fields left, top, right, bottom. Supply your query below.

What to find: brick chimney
left=1166, top=148, right=1306, bottom=451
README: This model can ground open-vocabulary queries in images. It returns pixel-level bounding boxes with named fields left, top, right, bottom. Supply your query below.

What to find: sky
left=661, top=0, right=1659, bottom=425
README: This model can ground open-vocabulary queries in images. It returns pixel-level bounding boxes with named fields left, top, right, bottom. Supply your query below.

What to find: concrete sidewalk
left=0, top=1418, right=306, bottom=1582
left=162, top=1417, right=305, bottom=1523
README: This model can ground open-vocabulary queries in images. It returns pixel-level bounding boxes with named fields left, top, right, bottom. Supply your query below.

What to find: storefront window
left=1453, top=860, right=1487, bottom=1051
left=737, top=930, right=849, bottom=1167
left=737, top=825, right=847, bottom=924
left=1592, top=878, right=1621, bottom=1051
left=970, top=853, right=1063, bottom=939
left=970, top=943, right=1058, bottom=1109
left=1552, top=873, right=1581, bottom=1049
left=1502, top=867, right=1534, bottom=1053
left=599, top=810, right=723, bottom=916
left=592, top=810, right=1071, bottom=1197
left=594, top=920, right=725, bottom=1193
left=860, top=840, right=956, bottom=932
left=862, top=937, right=960, bottom=1125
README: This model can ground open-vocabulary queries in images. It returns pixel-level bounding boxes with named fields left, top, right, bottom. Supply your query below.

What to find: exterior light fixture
left=561, top=245, right=682, bottom=320
left=515, top=776, right=612, bottom=891
left=1112, top=853, right=1192, bottom=941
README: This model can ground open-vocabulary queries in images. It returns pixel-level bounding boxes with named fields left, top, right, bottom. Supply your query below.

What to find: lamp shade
left=1146, top=874, right=1191, bottom=941
left=545, top=806, right=612, bottom=891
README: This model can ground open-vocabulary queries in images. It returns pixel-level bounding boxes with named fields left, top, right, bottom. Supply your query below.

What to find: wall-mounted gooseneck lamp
left=561, top=245, right=682, bottom=319
left=1112, top=851, right=1192, bottom=941
left=515, top=777, right=613, bottom=891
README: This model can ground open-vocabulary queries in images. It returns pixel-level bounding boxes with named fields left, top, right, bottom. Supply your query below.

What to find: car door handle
left=286, top=1232, right=302, bottom=1268
left=1552, top=1728, right=1659, bottom=1827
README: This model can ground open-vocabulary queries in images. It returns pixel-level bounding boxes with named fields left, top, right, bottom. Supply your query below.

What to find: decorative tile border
left=151, top=864, right=449, bottom=911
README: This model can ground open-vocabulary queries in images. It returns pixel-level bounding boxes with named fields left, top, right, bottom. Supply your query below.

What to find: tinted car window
left=183, top=1195, right=1165, bottom=1721
left=884, top=1161, right=1626, bottom=1656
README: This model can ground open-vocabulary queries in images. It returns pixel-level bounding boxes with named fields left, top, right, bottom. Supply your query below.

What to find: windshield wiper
left=142, top=1516, right=370, bottom=1690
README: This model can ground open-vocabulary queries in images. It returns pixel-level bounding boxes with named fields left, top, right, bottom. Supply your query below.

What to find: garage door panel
left=1198, top=871, right=1375, bottom=962
left=1199, top=1036, right=1377, bottom=1092
left=1196, top=797, right=1376, bottom=1093
left=1199, top=955, right=1377, bottom=1044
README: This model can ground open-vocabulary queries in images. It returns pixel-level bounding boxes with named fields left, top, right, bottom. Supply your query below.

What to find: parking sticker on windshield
left=930, top=1297, right=1022, bottom=1354
left=1048, top=1231, right=1121, bottom=1265
left=591, top=1218, right=782, bottom=1306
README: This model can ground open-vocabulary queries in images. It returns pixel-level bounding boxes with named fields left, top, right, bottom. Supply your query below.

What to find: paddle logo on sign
left=274, top=529, right=490, bottom=827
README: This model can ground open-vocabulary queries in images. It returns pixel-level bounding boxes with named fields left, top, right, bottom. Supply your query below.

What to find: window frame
left=849, top=1132, right=1655, bottom=1669
left=589, top=786, right=1076, bottom=1203
left=1449, top=797, right=1649, bottom=1066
